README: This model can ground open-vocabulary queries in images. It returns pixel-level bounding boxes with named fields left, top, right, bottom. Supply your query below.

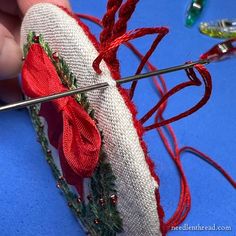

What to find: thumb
left=0, top=0, right=70, bottom=79
left=0, top=0, right=71, bottom=103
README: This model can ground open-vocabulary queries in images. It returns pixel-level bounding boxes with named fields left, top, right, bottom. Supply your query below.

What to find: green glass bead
left=186, top=0, right=206, bottom=27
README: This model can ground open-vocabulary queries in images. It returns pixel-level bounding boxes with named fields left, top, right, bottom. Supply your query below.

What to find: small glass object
left=186, top=0, right=206, bottom=27
left=200, top=19, right=236, bottom=39
left=200, top=38, right=236, bottom=61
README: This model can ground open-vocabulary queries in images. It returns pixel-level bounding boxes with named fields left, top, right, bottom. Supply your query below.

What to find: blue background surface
left=0, top=0, right=235, bottom=235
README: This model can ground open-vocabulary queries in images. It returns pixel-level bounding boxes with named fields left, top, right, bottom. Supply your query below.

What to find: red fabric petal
left=22, top=43, right=101, bottom=180
left=39, top=101, right=63, bottom=148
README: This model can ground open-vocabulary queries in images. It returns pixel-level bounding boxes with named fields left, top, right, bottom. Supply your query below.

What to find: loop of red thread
left=77, top=13, right=169, bottom=99
left=93, top=27, right=168, bottom=74
left=76, top=13, right=169, bottom=103
left=123, top=42, right=169, bottom=114
left=22, top=44, right=101, bottom=180
left=141, top=64, right=212, bottom=131
left=128, top=29, right=169, bottom=99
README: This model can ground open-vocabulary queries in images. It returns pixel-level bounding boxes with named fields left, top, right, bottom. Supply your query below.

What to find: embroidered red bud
left=52, top=52, right=60, bottom=62
left=33, top=35, right=40, bottom=43
left=94, top=219, right=100, bottom=225
left=110, top=194, right=118, bottom=205
left=87, top=194, right=92, bottom=201
left=77, top=197, right=82, bottom=204
left=46, top=149, right=52, bottom=155
left=99, top=198, right=105, bottom=206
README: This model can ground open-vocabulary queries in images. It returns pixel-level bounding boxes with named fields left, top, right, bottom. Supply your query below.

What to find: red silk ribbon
left=22, top=44, right=101, bottom=184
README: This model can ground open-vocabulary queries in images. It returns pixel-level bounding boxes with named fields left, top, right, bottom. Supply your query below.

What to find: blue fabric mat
left=0, top=1, right=235, bottom=235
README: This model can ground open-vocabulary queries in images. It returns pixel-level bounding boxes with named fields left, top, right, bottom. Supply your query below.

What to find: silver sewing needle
left=0, top=59, right=209, bottom=112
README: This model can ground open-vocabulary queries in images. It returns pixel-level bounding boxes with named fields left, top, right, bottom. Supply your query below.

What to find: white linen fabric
left=21, top=4, right=161, bottom=235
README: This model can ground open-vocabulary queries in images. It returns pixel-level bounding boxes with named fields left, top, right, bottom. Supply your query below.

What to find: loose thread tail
left=154, top=114, right=191, bottom=232
left=164, top=159, right=191, bottom=231
left=179, top=146, right=236, bottom=188
left=93, top=27, right=168, bottom=74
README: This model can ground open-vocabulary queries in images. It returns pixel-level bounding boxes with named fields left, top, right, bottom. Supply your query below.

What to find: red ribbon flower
left=22, top=44, right=101, bottom=188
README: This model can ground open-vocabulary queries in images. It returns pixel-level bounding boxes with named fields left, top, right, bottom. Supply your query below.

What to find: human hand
left=0, top=0, right=70, bottom=103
